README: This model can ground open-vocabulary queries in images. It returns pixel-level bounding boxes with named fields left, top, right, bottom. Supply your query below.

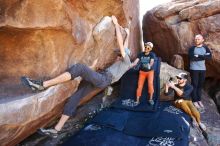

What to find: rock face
left=19, top=84, right=120, bottom=146
left=188, top=91, right=220, bottom=146
left=0, top=0, right=140, bottom=145
left=204, top=78, right=220, bottom=113
left=171, top=54, right=184, bottom=70
left=143, top=0, right=220, bottom=79
left=199, top=91, right=220, bottom=146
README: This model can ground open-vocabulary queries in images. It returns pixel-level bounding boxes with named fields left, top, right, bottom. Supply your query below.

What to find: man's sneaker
left=198, top=101, right=204, bottom=108
left=193, top=102, right=200, bottom=109
left=192, top=118, right=198, bottom=127
left=148, top=100, right=154, bottom=106
left=21, top=76, right=45, bottom=91
left=199, top=122, right=206, bottom=131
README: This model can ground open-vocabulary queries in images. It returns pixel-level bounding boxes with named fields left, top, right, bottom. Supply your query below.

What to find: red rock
left=171, top=54, right=184, bottom=69
left=143, top=0, right=220, bottom=78
left=0, top=0, right=140, bottom=145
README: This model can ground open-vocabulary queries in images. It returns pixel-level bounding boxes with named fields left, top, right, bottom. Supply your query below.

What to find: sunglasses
left=144, top=46, right=152, bottom=50
left=176, top=76, right=183, bottom=80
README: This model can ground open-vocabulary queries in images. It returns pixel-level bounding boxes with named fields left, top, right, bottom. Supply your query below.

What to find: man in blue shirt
left=188, top=34, right=212, bottom=110
left=165, top=72, right=206, bottom=131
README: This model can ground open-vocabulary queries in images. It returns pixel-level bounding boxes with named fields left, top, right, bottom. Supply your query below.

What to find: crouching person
left=164, top=72, right=206, bottom=131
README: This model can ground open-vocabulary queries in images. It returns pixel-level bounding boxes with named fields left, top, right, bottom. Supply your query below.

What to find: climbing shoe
left=37, top=128, right=59, bottom=138
left=21, top=76, right=45, bottom=91
left=148, top=100, right=154, bottom=106
left=192, top=118, right=198, bottom=127
left=199, top=122, right=206, bottom=131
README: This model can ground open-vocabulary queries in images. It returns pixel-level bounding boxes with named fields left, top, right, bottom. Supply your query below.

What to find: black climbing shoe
left=21, top=76, right=45, bottom=91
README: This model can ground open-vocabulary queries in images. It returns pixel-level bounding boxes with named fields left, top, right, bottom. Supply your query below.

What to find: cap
left=176, top=72, right=188, bottom=80
left=144, top=42, right=153, bottom=48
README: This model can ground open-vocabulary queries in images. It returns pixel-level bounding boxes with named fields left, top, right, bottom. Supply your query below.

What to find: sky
left=139, top=0, right=172, bottom=19
left=138, top=0, right=172, bottom=48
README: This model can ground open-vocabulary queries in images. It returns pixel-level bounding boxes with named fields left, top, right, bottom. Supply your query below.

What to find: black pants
left=190, top=70, right=206, bottom=102
left=63, top=64, right=112, bottom=116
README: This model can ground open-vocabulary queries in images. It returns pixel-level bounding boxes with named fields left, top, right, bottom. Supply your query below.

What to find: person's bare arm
left=169, top=82, right=183, bottom=96
left=173, top=86, right=183, bottom=96
left=130, top=58, right=139, bottom=68
left=164, top=82, right=174, bottom=96
left=112, top=15, right=126, bottom=58
left=150, top=59, right=154, bottom=67
left=141, top=41, right=145, bottom=52
left=165, top=83, right=169, bottom=93
left=123, top=28, right=129, bottom=49
left=123, top=18, right=131, bottom=49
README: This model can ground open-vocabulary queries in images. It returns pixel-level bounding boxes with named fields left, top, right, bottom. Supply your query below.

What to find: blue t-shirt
left=190, top=46, right=206, bottom=70
left=138, top=52, right=155, bottom=72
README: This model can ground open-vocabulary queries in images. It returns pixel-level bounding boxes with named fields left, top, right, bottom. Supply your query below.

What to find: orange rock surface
left=0, top=0, right=140, bottom=145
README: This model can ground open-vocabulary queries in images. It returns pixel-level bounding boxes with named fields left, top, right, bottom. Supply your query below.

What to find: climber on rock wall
left=20, top=15, right=138, bottom=136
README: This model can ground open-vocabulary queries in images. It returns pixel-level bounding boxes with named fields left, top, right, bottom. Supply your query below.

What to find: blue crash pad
left=63, top=102, right=190, bottom=146
left=62, top=56, right=191, bottom=146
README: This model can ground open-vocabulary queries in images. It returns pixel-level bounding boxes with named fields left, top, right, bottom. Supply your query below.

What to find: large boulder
left=143, top=0, right=220, bottom=79
left=171, top=54, right=184, bottom=70
left=200, top=91, right=220, bottom=146
left=0, top=0, right=140, bottom=145
left=204, top=78, right=220, bottom=113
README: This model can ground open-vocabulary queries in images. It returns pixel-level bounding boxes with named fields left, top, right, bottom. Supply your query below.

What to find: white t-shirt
left=106, top=53, right=131, bottom=83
